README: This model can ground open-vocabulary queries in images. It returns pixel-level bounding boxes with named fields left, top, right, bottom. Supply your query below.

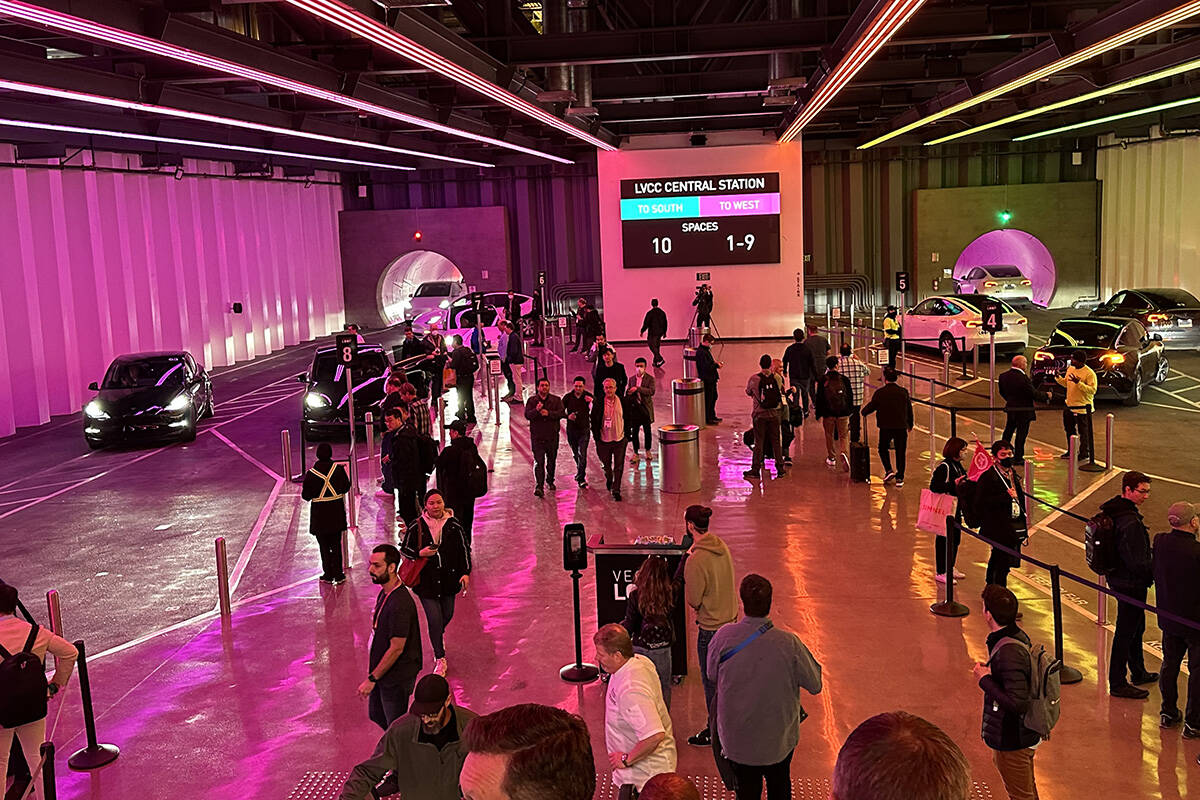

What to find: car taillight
left=1014, top=318, right=1027, bottom=325
left=983, top=281, right=998, bottom=288
left=965, top=320, right=982, bottom=327
left=1020, top=279, right=1032, bottom=286
left=1033, top=351, right=1052, bottom=362
left=1100, top=352, right=1125, bottom=366
left=1147, top=313, right=1169, bottom=324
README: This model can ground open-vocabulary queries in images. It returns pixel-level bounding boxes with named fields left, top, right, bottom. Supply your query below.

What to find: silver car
left=955, top=265, right=1034, bottom=307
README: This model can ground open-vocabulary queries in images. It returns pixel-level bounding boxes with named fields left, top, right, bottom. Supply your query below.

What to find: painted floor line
left=0, top=478, right=82, bottom=496
left=1149, top=383, right=1200, bottom=410
left=1138, top=400, right=1200, bottom=415
left=0, top=417, right=80, bottom=449
left=0, top=445, right=171, bottom=521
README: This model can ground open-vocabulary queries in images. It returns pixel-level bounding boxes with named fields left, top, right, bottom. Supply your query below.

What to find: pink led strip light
left=780, top=0, right=927, bottom=141
left=284, top=0, right=615, bottom=151
left=0, top=0, right=574, bottom=164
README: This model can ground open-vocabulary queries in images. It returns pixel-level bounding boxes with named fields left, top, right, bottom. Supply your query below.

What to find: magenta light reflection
left=953, top=228, right=1058, bottom=307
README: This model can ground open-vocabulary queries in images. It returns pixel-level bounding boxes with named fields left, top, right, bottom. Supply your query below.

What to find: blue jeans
left=634, top=644, right=672, bottom=708
left=697, top=627, right=717, bottom=724
left=421, top=594, right=457, bottom=659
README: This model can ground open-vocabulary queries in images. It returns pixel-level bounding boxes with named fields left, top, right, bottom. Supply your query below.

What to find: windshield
left=455, top=307, right=499, bottom=328
left=1139, top=289, right=1200, bottom=309
left=955, top=295, right=1017, bottom=314
left=983, top=266, right=1023, bottom=278
left=1048, top=321, right=1121, bottom=349
left=413, top=283, right=453, bottom=298
left=312, top=351, right=388, bottom=383
left=102, top=357, right=186, bottom=389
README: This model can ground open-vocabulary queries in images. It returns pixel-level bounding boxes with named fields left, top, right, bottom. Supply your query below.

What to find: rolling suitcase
left=849, top=415, right=870, bottom=482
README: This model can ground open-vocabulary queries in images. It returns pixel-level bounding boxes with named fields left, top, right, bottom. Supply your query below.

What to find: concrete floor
left=3, top=314, right=1200, bottom=799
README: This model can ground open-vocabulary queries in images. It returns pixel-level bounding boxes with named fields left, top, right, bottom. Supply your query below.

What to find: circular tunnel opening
left=953, top=229, right=1057, bottom=308
left=378, top=250, right=465, bottom=325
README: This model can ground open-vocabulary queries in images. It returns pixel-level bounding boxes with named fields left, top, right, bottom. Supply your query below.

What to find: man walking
left=301, top=442, right=352, bottom=583
left=1099, top=470, right=1157, bottom=699
left=744, top=354, right=787, bottom=481
left=592, top=377, right=628, bottom=501
left=837, top=344, right=869, bottom=443
left=642, top=299, right=668, bottom=368
left=1154, top=501, right=1200, bottom=735
left=502, top=320, right=526, bottom=404
left=339, top=674, right=477, bottom=800
left=805, top=323, right=830, bottom=373
left=358, top=545, right=422, bottom=731
left=883, top=306, right=901, bottom=370
left=999, top=356, right=1042, bottom=465
left=594, top=345, right=628, bottom=397
left=626, top=357, right=656, bottom=464
left=695, top=334, right=722, bottom=424
left=973, top=585, right=1042, bottom=800
left=861, top=368, right=915, bottom=487
left=815, top=357, right=853, bottom=472
left=525, top=378, right=566, bottom=497
left=563, top=376, right=593, bottom=488
left=708, top=575, right=822, bottom=800
left=675, top=505, right=737, bottom=749
left=435, top=419, right=485, bottom=545
left=386, top=405, right=435, bottom=532
left=448, top=335, right=479, bottom=425
left=1055, top=350, right=1097, bottom=460
left=781, top=329, right=817, bottom=420
left=594, top=624, right=677, bottom=793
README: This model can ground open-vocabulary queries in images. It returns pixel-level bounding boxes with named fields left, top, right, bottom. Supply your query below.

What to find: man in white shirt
left=593, top=623, right=677, bottom=792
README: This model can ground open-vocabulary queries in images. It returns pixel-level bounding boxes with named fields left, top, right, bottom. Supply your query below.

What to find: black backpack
left=759, top=374, right=782, bottom=410
left=418, top=435, right=439, bottom=476
left=1085, top=511, right=1120, bottom=575
left=0, top=624, right=48, bottom=728
left=466, top=451, right=489, bottom=498
left=823, top=375, right=849, bottom=416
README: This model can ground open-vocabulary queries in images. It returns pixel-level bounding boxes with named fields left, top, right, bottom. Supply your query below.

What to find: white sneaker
left=434, top=657, right=447, bottom=676
left=825, top=457, right=836, bottom=467
left=630, top=453, right=640, bottom=464
left=935, top=573, right=947, bottom=583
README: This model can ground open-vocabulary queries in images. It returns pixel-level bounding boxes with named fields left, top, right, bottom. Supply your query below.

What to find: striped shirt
left=838, top=355, right=869, bottom=406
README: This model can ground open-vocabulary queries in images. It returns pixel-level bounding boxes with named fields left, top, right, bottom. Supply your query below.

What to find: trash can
left=671, top=378, right=705, bottom=428
left=658, top=424, right=701, bottom=493
left=683, top=347, right=698, bottom=379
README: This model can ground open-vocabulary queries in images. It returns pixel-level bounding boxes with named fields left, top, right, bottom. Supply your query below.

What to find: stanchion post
left=280, top=429, right=292, bottom=482
left=960, top=337, right=969, bottom=380
left=66, top=640, right=120, bottom=770
left=950, top=408, right=958, bottom=439
left=299, top=422, right=308, bottom=477
left=930, top=518, right=970, bottom=617
left=1024, top=460, right=1034, bottom=523
left=1079, top=408, right=1103, bottom=473
left=215, top=537, right=231, bottom=618
left=40, top=741, right=56, bottom=800
left=364, top=412, right=375, bottom=486
left=345, top=367, right=358, bottom=496
left=1097, top=575, right=1108, bottom=626
left=559, top=568, right=600, bottom=683
left=46, top=589, right=63, bottom=638
left=1105, top=413, right=1115, bottom=471
left=973, top=344, right=979, bottom=379
left=988, top=334, right=996, bottom=443
left=1049, top=566, right=1084, bottom=684
left=928, top=380, right=936, bottom=468
left=942, top=348, right=951, bottom=384
left=1068, top=434, right=1079, bottom=495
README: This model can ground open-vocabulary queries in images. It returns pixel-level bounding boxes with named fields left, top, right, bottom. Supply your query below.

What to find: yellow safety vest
left=309, top=464, right=346, bottom=502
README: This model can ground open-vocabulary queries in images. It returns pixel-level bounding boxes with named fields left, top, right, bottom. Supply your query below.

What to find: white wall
left=1097, top=133, right=1200, bottom=297
left=597, top=142, right=804, bottom=341
left=0, top=148, right=345, bottom=438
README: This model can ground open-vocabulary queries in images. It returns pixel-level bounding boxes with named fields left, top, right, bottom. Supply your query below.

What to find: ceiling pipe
left=544, top=0, right=570, bottom=93
left=569, top=0, right=595, bottom=113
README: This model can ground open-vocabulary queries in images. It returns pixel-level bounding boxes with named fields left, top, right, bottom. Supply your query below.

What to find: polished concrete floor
left=4, top=319, right=1200, bottom=799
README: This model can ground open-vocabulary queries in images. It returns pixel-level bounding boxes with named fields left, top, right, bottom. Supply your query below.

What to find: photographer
left=693, top=284, right=714, bottom=331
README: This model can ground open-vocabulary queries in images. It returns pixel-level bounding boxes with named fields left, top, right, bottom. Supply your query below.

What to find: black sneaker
left=687, top=728, right=711, bottom=747
left=613, top=490, right=622, bottom=502
left=547, top=480, right=556, bottom=490
left=1161, top=711, right=1183, bottom=728
left=1110, top=684, right=1150, bottom=700
left=743, top=470, right=761, bottom=480
left=1131, top=672, right=1159, bottom=686
left=534, top=486, right=544, bottom=498
left=1184, top=724, right=1200, bottom=739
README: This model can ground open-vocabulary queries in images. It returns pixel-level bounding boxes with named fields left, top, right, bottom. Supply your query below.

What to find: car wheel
left=938, top=332, right=958, bottom=360
left=1123, top=370, right=1143, bottom=407
left=1155, top=357, right=1170, bottom=385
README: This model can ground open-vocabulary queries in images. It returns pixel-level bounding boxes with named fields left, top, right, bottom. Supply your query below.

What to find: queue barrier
left=67, top=639, right=120, bottom=771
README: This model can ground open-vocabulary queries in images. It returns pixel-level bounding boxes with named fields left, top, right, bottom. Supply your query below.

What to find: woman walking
left=928, top=437, right=968, bottom=584
left=622, top=555, right=679, bottom=707
left=400, top=490, right=471, bottom=677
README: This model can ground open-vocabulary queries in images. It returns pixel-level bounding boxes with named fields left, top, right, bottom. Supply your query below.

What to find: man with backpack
left=0, top=582, right=78, bottom=787
left=435, top=420, right=487, bottom=547
left=973, top=584, right=1055, bottom=800
left=861, top=368, right=914, bottom=487
left=744, top=355, right=787, bottom=481
left=1096, top=471, right=1157, bottom=699
left=815, top=357, right=853, bottom=472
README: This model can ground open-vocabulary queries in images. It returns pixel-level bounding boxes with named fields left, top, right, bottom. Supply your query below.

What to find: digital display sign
left=619, top=172, right=780, bottom=268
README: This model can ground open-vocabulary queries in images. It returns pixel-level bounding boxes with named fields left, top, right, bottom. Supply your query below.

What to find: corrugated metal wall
left=349, top=162, right=602, bottom=294
left=803, top=143, right=1095, bottom=304
left=1096, top=134, right=1200, bottom=297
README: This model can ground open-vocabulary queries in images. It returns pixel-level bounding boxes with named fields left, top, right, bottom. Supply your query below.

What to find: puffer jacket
left=980, top=625, right=1041, bottom=751
left=1099, top=495, right=1153, bottom=590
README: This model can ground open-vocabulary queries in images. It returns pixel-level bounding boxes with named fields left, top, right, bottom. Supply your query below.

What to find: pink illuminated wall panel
left=0, top=149, right=345, bottom=438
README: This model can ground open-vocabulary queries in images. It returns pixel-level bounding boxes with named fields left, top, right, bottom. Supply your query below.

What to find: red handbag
left=398, top=557, right=427, bottom=587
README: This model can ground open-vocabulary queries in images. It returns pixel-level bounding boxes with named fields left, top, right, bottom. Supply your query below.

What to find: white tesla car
left=954, top=265, right=1034, bottom=306
left=902, top=294, right=1029, bottom=357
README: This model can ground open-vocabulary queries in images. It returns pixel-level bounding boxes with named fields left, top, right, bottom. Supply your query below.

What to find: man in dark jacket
left=814, top=357, right=853, bottom=472
left=998, top=355, right=1044, bottom=465
left=695, top=335, right=722, bottom=424
left=502, top=320, right=526, bottom=404
left=525, top=378, right=566, bottom=497
left=861, top=368, right=915, bottom=487
left=448, top=335, right=478, bottom=424
left=506, top=290, right=522, bottom=325
left=744, top=354, right=787, bottom=481
left=386, top=406, right=433, bottom=531
left=563, top=376, right=593, bottom=488
left=435, top=420, right=484, bottom=544
left=1100, top=470, right=1157, bottom=699
left=781, top=329, right=817, bottom=418
left=573, top=298, right=599, bottom=352
left=301, top=442, right=352, bottom=584
left=641, top=299, right=668, bottom=368
left=804, top=324, right=830, bottom=378
left=973, top=585, right=1042, bottom=800
left=1155, top=501, right=1200, bottom=735
left=593, top=347, right=628, bottom=397
left=975, top=441, right=1027, bottom=588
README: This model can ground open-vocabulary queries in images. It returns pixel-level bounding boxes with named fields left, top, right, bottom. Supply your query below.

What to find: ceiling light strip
left=861, top=0, right=1200, bottom=149
left=924, top=57, right=1200, bottom=145
left=779, top=0, right=928, bottom=141
left=0, top=78, right=494, bottom=167
left=0, top=117, right=415, bottom=170
left=1011, top=95, right=1200, bottom=141
left=283, top=0, right=614, bottom=151
left=0, top=0, right=572, bottom=164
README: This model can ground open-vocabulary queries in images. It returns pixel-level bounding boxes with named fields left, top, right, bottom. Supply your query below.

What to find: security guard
left=302, top=442, right=353, bottom=583
left=883, top=305, right=902, bottom=370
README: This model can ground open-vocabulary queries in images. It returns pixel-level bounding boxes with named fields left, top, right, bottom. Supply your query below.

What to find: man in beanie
left=1154, top=501, right=1200, bottom=736
left=339, top=673, right=477, bottom=800
left=674, top=505, right=736, bottom=747
left=301, top=442, right=352, bottom=583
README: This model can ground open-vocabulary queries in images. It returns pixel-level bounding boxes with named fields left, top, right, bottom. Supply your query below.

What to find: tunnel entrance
left=378, top=250, right=465, bottom=325
left=953, top=229, right=1057, bottom=308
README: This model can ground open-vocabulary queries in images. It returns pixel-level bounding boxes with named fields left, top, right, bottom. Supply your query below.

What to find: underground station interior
left=3, top=1, right=1200, bottom=798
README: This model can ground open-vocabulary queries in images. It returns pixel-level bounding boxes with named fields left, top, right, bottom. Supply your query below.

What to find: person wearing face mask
left=974, top=441, right=1027, bottom=589
left=1154, top=501, right=1200, bottom=736
left=338, top=674, right=478, bottom=800
left=1054, top=350, right=1097, bottom=461
left=626, top=357, right=657, bottom=464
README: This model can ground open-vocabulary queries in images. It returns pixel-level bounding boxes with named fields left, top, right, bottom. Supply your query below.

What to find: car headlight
left=165, top=394, right=190, bottom=412
left=305, top=392, right=330, bottom=409
left=439, top=299, right=451, bottom=309
left=84, top=400, right=110, bottom=420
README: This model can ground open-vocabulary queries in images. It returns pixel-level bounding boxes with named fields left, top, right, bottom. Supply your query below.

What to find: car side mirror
left=295, top=373, right=308, bottom=383
left=88, top=381, right=99, bottom=391
left=1153, top=333, right=1163, bottom=342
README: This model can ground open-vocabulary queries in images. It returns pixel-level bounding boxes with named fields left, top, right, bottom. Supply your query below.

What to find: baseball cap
left=1167, top=501, right=1198, bottom=529
left=447, top=419, right=468, bottom=435
left=410, top=674, right=451, bottom=716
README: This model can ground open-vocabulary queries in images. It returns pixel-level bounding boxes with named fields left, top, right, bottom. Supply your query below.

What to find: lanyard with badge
left=994, top=467, right=1022, bottom=520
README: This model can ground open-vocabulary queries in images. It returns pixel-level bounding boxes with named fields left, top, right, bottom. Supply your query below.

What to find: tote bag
left=917, top=489, right=958, bottom=534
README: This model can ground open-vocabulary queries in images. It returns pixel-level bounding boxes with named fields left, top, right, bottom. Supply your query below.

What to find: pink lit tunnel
left=953, top=229, right=1057, bottom=307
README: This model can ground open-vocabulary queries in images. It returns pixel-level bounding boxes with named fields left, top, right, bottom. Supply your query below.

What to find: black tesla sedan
left=299, top=343, right=391, bottom=439
left=83, top=352, right=214, bottom=448
left=1090, top=288, right=1200, bottom=349
left=1030, top=317, right=1169, bottom=407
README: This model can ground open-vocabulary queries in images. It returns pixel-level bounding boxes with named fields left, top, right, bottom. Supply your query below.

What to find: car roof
left=112, top=351, right=189, bottom=362
left=1057, top=316, right=1131, bottom=327
left=314, top=343, right=386, bottom=355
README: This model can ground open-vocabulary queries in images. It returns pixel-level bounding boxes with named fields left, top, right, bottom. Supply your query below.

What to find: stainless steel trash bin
left=671, top=378, right=705, bottom=428
left=683, top=347, right=698, bottom=379
left=659, top=424, right=701, bottom=493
